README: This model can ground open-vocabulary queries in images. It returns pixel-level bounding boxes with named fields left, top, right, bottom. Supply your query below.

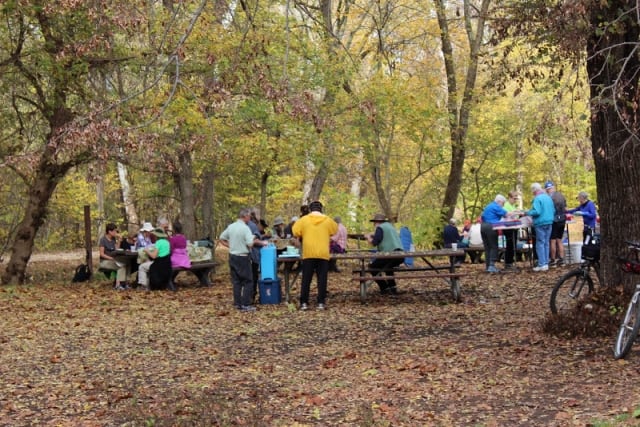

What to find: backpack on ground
left=72, top=264, right=92, bottom=283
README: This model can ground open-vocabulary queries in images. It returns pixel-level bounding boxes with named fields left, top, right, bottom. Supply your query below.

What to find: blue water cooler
left=260, top=244, right=277, bottom=280
left=259, top=244, right=281, bottom=304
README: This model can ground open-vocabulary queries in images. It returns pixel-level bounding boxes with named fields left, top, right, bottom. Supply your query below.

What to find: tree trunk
left=437, top=0, right=491, bottom=221
left=2, top=148, right=70, bottom=285
left=587, top=2, right=640, bottom=291
left=117, top=161, right=139, bottom=232
left=175, top=150, right=197, bottom=240
left=201, top=166, right=216, bottom=240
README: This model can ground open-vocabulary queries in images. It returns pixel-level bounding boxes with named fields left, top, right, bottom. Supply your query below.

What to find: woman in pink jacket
left=169, top=222, right=191, bottom=269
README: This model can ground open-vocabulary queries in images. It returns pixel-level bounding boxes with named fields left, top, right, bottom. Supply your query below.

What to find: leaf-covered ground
left=1, top=254, right=640, bottom=426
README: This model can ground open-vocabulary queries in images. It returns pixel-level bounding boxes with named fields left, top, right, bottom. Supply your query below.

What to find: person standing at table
left=545, top=181, right=567, bottom=267
left=219, top=208, right=267, bottom=311
left=292, top=201, right=338, bottom=310
left=366, top=213, right=404, bottom=294
left=503, top=191, right=520, bottom=271
left=99, top=222, right=130, bottom=290
left=272, top=216, right=286, bottom=239
left=480, top=195, right=508, bottom=273
left=527, top=182, right=555, bottom=272
left=567, top=191, right=598, bottom=244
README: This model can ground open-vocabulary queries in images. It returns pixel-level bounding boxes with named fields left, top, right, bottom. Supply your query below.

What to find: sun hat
left=544, top=181, right=554, bottom=189
left=273, top=216, right=284, bottom=226
left=291, top=216, right=299, bottom=222
left=140, top=222, right=154, bottom=232
left=151, top=228, right=168, bottom=238
left=369, top=213, right=388, bottom=222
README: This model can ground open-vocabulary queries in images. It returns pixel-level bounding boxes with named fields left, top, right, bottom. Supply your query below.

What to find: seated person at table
left=99, top=223, right=130, bottom=290
left=467, top=218, right=484, bottom=264
left=443, top=218, right=467, bottom=264
left=329, top=216, right=348, bottom=272
left=169, top=221, right=191, bottom=269
left=136, top=222, right=154, bottom=249
left=120, top=230, right=137, bottom=251
left=138, top=228, right=172, bottom=290
left=366, top=214, right=404, bottom=295
left=272, top=216, right=286, bottom=239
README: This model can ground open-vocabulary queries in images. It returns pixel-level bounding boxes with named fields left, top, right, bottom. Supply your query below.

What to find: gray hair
left=495, top=194, right=506, bottom=204
left=531, top=182, right=542, bottom=192
left=449, top=218, right=457, bottom=225
left=578, top=191, right=589, bottom=200
left=334, top=216, right=342, bottom=223
left=239, top=208, right=252, bottom=218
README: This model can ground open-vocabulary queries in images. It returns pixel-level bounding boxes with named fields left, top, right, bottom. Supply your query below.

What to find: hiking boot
left=486, top=265, right=500, bottom=273
left=504, top=264, right=519, bottom=272
left=556, top=258, right=565, bottom=267
left=549, top=259, right=558, bottom=268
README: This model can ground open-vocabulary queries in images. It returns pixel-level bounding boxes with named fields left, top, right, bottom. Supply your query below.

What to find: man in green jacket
left=366, top=214, right=404, bottom=295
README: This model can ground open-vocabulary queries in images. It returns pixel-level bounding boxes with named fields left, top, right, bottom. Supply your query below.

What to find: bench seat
left=170, top=261, right=219, bottom=289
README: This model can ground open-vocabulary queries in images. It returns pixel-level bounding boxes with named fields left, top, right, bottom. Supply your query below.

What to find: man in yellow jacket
left=292, top=201, right=338, bottom=311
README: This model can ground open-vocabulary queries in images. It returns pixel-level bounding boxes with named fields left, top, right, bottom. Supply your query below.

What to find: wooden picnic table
left=278, top=249, right=466, bottom=304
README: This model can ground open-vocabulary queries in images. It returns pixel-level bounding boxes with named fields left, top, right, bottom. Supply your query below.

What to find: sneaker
left=317, top=303, right=326, bottom=310
left=300, top=303, right=309, bottom=311
left=504, top=264, right=519, bottom=272
left=240, top=305, right=256, bottom=312
left=549, top=259, right=558, bottom=268
left=533, top=265, right=549, bottom=272
left=486, top=266, right=500, bottom=273
left=556, top=258, right=565, bottom=267
left=113, top=284, right=126, bottom=291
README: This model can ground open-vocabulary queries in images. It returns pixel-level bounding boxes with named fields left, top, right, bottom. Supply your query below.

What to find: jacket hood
left=307, top=212, right=329, bottom=225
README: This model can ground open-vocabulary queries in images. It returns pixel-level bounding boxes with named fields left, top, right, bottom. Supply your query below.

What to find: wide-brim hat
left=140, top=222, right=154, bottom=232
left=369, top=213, right=388, bottom=222
left=273, top=216, right=284, bottom=226
left=151, top=228, right=168, bottom=238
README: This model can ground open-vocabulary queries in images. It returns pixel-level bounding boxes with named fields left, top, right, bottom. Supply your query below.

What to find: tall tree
left=436, top=0, right=492, bottom=221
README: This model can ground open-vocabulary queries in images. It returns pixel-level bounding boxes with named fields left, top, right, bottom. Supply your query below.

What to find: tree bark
left=201, top=166, right=216, bottom=240
left=587, top=2, right=640, bottom=291
left=437, top=0, right=491, bottom=221
left=174, top=150, right=197, bottom=240
left=2, top=147, right=71, bottom=284
left=117, top=161, right=139, bottom=232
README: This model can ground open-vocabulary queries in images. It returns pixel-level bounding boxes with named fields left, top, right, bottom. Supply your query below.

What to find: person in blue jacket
left=527, top=182, right=555, bottom=272
left=481, top=195, right=508, bottom=273
left=567, top=191, right=598, bottom=244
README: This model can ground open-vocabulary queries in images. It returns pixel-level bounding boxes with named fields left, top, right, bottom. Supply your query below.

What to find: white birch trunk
left=117, top=162, right=139, bottom=232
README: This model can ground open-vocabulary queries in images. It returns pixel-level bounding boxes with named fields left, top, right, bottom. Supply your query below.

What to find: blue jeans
left=534, top=224, right=552, bottom=267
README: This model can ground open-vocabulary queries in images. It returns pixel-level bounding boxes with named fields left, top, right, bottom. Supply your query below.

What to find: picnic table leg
left=359, top=259, right=367, bottom=304
left=449, top=258, right=461, bottom=302
left=195, top=269, right=213, bottom=287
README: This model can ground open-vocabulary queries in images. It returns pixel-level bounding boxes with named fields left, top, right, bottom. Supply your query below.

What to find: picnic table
left=278, top=249, right=466, bottom=304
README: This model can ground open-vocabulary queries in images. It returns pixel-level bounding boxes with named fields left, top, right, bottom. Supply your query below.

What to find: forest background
left=0, top=0, right=605, bottom=284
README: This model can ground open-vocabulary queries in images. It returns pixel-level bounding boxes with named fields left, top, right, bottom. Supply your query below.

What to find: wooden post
left=84, top=205, right=92, bottom=272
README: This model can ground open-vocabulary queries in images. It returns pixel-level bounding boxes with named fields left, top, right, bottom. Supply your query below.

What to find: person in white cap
left=135, top=222, right=154, bottom=250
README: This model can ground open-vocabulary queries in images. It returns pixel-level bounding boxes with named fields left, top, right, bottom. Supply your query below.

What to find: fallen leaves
left=0, top=259, right=639, bottom=425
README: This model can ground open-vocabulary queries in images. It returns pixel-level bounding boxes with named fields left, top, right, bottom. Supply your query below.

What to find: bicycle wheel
left=550, top=269, right=594, bottom=314
left=614, top=291, right=640, bottom=359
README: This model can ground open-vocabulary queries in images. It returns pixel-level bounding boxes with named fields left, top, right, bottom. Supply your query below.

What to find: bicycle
left=613, top=241, right=640, bottom=359
left=549, top=239, right=601, bottom=314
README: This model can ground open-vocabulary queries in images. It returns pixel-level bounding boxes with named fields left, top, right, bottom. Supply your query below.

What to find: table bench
left=169, top=261, right=219, bottom=289
left=99, top=260, right=219, bottom=290
left=347, top=253, right=467, bottom=303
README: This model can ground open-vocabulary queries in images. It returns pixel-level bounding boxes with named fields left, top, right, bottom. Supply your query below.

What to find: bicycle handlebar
left=625, top=241, right=640, bottom=249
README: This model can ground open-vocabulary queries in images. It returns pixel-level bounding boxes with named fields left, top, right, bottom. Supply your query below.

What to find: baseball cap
left=544, top=181, right=554, bottom=190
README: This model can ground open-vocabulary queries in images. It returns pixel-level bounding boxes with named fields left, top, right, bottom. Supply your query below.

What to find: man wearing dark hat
left=272, top=216, right=285, bottom=239
left=545, top=180, right=567, bottom=267
left=366, top=214, right=404, bottom=295
left=292, top=201, right=338, bottom=310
